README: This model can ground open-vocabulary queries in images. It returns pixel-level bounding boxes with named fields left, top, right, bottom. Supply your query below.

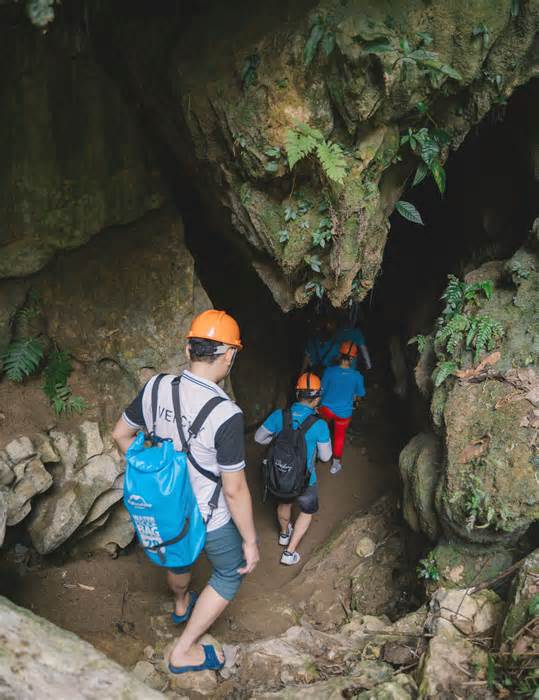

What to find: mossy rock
left=500, top=548, right=539, bottom=641
left=429, top=541, right=514, bottom=590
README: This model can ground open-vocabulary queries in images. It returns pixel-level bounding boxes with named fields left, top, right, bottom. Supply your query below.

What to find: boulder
left=6, top=457, right=53, bottom=526
left=28, top=452, right=122, bottom=554
left=0, top=594, right=164, bottom=699
left=354, top=673, right=417, bottom=699
left=73, top=502, right=135, bottom=556
left=418, top=622, right=488, bottom=699
left=429, top=541, right=514, bottom=590
left=399, top=432, right=442, bottom=541
left=5, top=436, right=35, bottom=464
left=0, top=451, right=14, bottom=486
left=35, top=205, right=213, bottom=382
left=431, top=588, right=504, bottom=636
left=500, top=548, right=539, bottom=642
left=78, top=422, right=104, bottom=463
left=33, top=433, right=60, bottom=464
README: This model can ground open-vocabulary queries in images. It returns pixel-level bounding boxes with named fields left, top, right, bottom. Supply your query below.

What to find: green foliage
left=461, top=474, right=495, bottom=531
left=43, top=349, right=87, bottom=416
left=304, top=254, right=322, bottom=272
left=433, top=360, right=458, bottom=387
left=440, top=275, right=492, bottom=319
left=278, top=229, right=289, bottom=243
left=417, top=552, right=440, bottom=582
left=285, top=122, right=346, bottom=184
left=304, top=15, right=335, bottom=66
left=304, top=279, right=325, bottom=299
left=241, top=53, right=260, bottom=90
left=11, top=290, right=42, bottom=326
left=472, top=23, right=490, bottom=49
left=408, top=334, right=428, bottom=353
left=284, top=206, right=297, bottom=222
left=395, top=200, right=424, bottom=225
left=466, top=315, right=504, bottom=363
left=312, top=216, right=333, bottom=248
left=401, top=127, right=450, bottom=196
left=528, top=595, right=539, bottom=618
left=510, top=0, right=520, bottom=17
left=1, top=338, right=44, bottom=382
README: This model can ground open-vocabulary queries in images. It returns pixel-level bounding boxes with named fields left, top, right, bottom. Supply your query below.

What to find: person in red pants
left=319, top=341, right=366, bottom=475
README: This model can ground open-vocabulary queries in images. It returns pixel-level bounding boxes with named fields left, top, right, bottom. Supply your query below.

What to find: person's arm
left=112, top=385, right=147, bottom=453
left=112, top=418, right=139, bottom=454
left=222, top=470, right=259, bottom=574
left=254, top=425, right=273, bottom=445
left=316, top=420, right=332, bottom=463
left=215, top=411, right=259, bottom=574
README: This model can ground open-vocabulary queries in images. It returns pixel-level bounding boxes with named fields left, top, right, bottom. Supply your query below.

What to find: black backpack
left=264, top=409, right=319, bottom=501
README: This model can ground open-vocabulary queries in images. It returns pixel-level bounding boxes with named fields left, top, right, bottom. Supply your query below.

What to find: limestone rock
left=78, top=422, right=104, bottom=463
left=433, top=243, right=539, bottom=545
left=5, top=436, right=35, bottom=464
left=109, top=0, right=539, bottom=308
left=418, top=623, right=488, bottom=699
left=34, top=433, right=60, bottom=464
left=356, top=536, right=376, bottom=558
left=0, top=594, right=164, bottom=699
left=399, top=432, right=441, bottom=541
left=430, top=541, right=514, bottom=590
left=6, top=458, right=53, bottom=526
left=0, top=451, right=14, bottom=486
left=49, top=430, right=81, bottom=475
left=74, top=502, right=134, bottom=556
left=36, top=206, right=213, bottom=381
left=28, top=452, right=122, bottom=554
left=431, top=588, right=504, bottom=636
left=355, top=673, right=417, bottom=699
left=169, top=670, right=217, bottom=696
left=501, top=548, right=539, bottom=641
left=255, top=660, right=394, bottom=699
left=132, top=660, right=165, bottom=691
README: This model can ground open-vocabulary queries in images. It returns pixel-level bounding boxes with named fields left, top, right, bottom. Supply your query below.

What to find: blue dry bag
left=124, top=374, right=225, bottom=569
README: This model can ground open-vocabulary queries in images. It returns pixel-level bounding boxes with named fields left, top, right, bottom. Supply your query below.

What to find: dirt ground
left=0, top=378, right=402, bottom=669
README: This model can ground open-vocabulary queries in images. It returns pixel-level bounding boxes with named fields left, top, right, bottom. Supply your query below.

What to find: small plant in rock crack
left=264, top=146, right=285, bottom=173
left=408, top=334, right=429, bottom=354
left=466, top=315, right=504, bottom=363
left=401, top=126, right=451, bottom=196
left=285, top=121, right=346, bottom=185
left=312, top=216, right=333, bottom=248
left=472, top=23, right=490, bottom=49
left=304, top=14, right=336, bottom=67
left=417, top=552, right=440, bottom=582
left=304, top=279, right=325, bottom=299
left=459, top=473, right=497, bottom=531
left=43, top=349, right=87, bottom=416
left=241, top=53, right=260, bottom=90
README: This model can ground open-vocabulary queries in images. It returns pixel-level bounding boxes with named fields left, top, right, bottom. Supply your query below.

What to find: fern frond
left=433, top=360, right=458, bottom=387
left=1, top=338, right=44, bottom=382
left=472, top=316, right=504, bottom=362
left=285, top=125, right=318, bottom=169
left=435, top=313, right=468, bottom=357
left=441, top=275, right=465, bottom=317
left=315, top=140, right=346, bottom=184
left=43, top=350, right=72, bottom=402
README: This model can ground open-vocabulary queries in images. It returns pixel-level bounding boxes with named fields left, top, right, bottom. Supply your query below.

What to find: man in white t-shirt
left=112, top=310, right=259, bottom=675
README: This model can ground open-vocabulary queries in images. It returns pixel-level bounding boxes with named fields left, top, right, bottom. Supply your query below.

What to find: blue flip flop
left=168, top=644, right=225, bottom=674
left=171, top=591, right=198, bottom=625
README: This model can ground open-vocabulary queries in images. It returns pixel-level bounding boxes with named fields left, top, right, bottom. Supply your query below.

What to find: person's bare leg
left=277, top=503, right=292, bottom=535
left=169, top=585, right=228, bottom=667
left=286, top=512, right=312, bottom=553
left=167, top=571, right=192, bottom=616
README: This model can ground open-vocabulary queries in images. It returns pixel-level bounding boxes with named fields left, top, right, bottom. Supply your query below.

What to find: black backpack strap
left=171, top=376, right=227, bottom=525
left=283, top=408, right=293, bottom=430
left=299, top=414, right=320, bottom=436
left=150, top=373, right=167, bottom=437
left=144, top=516, right=191, bottom=564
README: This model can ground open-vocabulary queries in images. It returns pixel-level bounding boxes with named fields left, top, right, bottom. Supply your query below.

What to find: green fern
left=315, top=140, right=346, bottom=184
left=408, top=334, right=428, bottom=353
left=466, top=316, right=504, bottom=362
left=435, top=313, right=468, bottom=358
left=43, top=349, right=87, bottom=416
left=433, top=360, right=458, bottom=387
left=285, top=123, right=320, bottom=169
left=285, top=122, right=346, bottom=184
left=441, top=274, right=465, bottom=318
left=1, top=338, right=44, bottom=382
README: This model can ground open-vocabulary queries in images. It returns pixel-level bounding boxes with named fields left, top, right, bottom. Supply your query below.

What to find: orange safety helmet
left=339, top=340, right=359, bottom=357
left=296, top=372, right=321, bottom=396
left=187, top=310, right=243, bottom=349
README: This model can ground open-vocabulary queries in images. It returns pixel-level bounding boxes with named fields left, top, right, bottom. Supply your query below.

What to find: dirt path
left=0, top=380, right=400, bottom=669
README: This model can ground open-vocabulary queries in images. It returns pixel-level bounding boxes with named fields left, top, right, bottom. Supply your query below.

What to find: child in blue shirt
left=254, top=372, right=332, bottom=566
left=320, top=342, right=366, bottom=475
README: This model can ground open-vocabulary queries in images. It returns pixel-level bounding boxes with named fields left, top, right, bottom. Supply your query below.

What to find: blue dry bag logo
left=127, top=494, right=152, bottom=509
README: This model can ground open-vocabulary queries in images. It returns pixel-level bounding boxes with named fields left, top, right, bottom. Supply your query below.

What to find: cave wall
left=98, top=0, right=539, bottom=308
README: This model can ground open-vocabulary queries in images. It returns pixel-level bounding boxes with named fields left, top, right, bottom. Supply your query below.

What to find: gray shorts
left=168, top=519, right=245, bottom=601
left=277, top=483, right=319, bottom=514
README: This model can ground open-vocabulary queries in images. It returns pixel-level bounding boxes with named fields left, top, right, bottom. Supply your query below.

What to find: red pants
left=318, top=405, right=351, bottom=459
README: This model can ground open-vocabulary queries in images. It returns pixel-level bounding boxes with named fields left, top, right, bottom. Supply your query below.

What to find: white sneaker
left=278, top=523, right=293, bottom=547
left=330, top=459, right=342, bottom=475
left=280, top=550, right=301, bottom=566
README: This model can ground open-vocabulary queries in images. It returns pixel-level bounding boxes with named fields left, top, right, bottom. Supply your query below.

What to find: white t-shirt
left=122, top=371, right=245, bottom=533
